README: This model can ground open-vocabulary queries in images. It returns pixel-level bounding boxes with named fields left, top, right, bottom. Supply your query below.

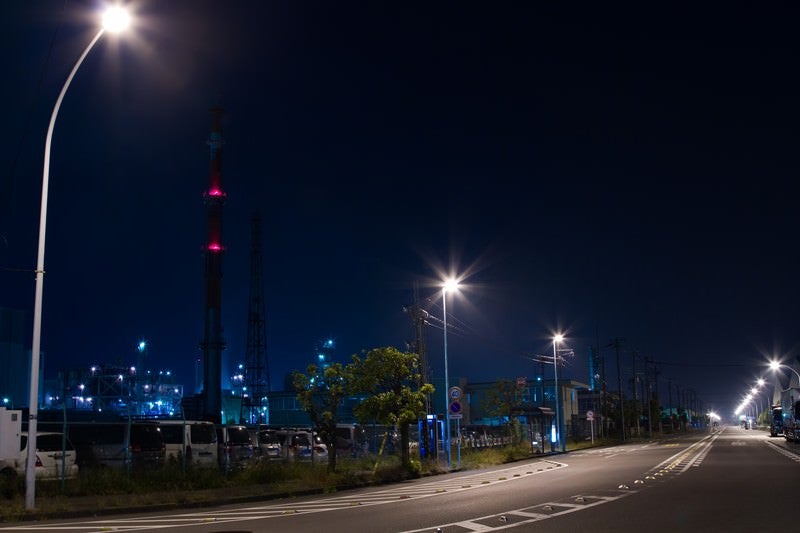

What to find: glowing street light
left=442, top=277, right=460, bottom=468
left=26, top=5, right=130, bottom=510
left=769, top=360, right=800, bottom=382
left=553, top=333, right=565, bottom=452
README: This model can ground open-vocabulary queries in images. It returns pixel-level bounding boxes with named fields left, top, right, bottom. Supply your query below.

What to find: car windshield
left=131, top=424, right=163, bottom=449
left=259, top=431, right=280, bottom=444
left=191, top=424, right=215, bottom=444
left=160, top=425, right=183, bottom=444
left=228, top=428, right=251, bottom=444
left=20, top=434, right=74, bottom=452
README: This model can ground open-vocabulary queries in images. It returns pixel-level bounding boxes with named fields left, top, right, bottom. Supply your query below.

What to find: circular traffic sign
left=449, top=401, right=462, bottom=415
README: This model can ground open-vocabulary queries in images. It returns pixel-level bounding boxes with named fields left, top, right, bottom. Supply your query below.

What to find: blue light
left=318, top=354, right=325, bottom=361
left=138, top=341, right=146, bottom=352
left=551, top=424, right=557, bottom=443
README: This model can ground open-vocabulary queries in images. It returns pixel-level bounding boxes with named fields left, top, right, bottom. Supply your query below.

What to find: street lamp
left=750, top=387, right=761, bottom=423
left=769, top=360, right=800, bottom=383
left=553, top=333, right=565, bottom=452
left=26, top=6, right=130, bottom=510
left=442, top=277, right=459, bottom=467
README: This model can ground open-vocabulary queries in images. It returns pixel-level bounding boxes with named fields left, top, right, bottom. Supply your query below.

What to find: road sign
left=449, top=386, right=462, bottom=400
left=449, top=401, right=462, bottom=415
left=586, top=410, right=594, bottom=421
left=448, top=414, right=463, bottom=419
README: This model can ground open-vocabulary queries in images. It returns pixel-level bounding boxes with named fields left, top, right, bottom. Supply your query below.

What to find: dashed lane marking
left=0, top=460, right=568, bottom=532
left=403, top=432, right=722, bottom=532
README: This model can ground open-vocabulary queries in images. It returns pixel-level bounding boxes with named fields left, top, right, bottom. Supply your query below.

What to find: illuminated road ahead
left=2, top=427, right=797, bottom=532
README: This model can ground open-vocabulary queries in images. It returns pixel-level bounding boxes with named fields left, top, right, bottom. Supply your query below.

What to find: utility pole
left=644, top=356, right=652, bottom=438
left=653, top=361, right=662, bottom=433
left=404, top=281, right=429, bottom=409
left=610, top=338, right=625, bottom=442
left=404, top=281, right=433, bottom=459
left=631, top=350, right=639, bottom=437
left=667, top=378, right=673, bottom=430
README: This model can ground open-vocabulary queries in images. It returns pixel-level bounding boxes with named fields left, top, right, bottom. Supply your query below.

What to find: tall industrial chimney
left=200, top=107, right=226, bottom=423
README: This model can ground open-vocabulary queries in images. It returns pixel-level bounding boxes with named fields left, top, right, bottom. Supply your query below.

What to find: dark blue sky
left=2, top=1, right=799, bottom=416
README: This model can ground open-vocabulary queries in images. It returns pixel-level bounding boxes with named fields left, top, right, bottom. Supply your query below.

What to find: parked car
left=216, top=425, right=255, bottom=470
left=285, top=430, right=328, bottom=462
left=0, top=432, right=79, bottom=479
left=256, top=429, right=283, bottom=461
left=158, top=420, right=218, bottom=468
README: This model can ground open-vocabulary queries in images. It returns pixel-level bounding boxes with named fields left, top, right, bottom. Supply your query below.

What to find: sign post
left=587, top=410, right=595, bottom=444
left=448, top=387, right=463, bottom=467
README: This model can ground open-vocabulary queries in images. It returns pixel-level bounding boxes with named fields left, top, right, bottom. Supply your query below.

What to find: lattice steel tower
left=240, top=212, right=270, bottom=424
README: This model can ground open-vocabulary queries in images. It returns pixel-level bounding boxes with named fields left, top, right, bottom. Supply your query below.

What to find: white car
left=0, top=432, right=79, bottom=479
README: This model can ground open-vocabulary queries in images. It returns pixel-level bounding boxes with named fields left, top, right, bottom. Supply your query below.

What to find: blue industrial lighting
left=2, top=398, right=8, bottom=405
left=317, top=353, right=325, bottom=361
left=137, top=341, right=146, bottom=352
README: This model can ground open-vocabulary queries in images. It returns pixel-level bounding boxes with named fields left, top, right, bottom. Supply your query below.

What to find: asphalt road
left=1, top=426, right=796, bottom=532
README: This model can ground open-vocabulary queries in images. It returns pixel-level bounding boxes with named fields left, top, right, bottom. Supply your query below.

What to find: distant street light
left=553, top=333, right=565, bottom=452
left=26, top=6, right=130, bottom=510
left=442, top=277, right=459, bottom=468
left=750, top=387, right=762, bottom=423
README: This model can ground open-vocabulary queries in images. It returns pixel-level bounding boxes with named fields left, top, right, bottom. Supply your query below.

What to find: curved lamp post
left=441, top=278, right=459, bottom=467
left=26, top=6, right=130, bottom=510
left=769, top=360, right=800, bottom=383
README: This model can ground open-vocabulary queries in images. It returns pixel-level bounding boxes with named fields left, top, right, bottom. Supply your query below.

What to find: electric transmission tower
left=241, top=212, right=270, bottom=424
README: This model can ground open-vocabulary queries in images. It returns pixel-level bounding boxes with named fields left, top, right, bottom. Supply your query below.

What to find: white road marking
left=0, top=460, right=567, bottom=532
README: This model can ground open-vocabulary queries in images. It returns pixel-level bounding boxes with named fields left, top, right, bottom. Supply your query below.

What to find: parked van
left=216, top=425, right=254, bottom=470
left=41, top=421, right=164, bottom=470
left=158, top=420, right=217, bottom=468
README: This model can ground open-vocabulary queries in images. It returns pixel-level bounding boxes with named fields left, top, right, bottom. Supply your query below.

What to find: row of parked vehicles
left=1, top=418, right=337, bottom=479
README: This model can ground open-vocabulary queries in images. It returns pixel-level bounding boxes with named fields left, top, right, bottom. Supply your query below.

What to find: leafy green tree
left=292, top=363, right=349, bottom=472
left=348, top=347, right=434, bottom=469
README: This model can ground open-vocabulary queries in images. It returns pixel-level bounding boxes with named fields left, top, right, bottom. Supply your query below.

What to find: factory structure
left=188, top=107, right=271, bottom=424
left=197, top=107, right=227, bottom=424
left=5, top=108, right=278, bottom=424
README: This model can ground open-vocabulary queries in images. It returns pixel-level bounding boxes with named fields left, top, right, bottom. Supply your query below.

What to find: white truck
left=0, top=407, right=23, bottom=474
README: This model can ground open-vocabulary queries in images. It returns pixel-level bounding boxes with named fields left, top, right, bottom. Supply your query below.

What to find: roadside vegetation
left=0, top=427, right=701, bottom=522
left=0, top=441, right=541, bottom=522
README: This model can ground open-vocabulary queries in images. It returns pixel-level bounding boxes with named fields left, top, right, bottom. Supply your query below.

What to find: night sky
left=2, top=1, right=798, bottom=417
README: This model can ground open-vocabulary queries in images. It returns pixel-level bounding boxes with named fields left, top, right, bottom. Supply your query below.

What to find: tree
left=348, top=347, right=434, bottom=469
left=482, top=380, right=524, bottom=445
left=292, top=363, right=349, bottom=472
